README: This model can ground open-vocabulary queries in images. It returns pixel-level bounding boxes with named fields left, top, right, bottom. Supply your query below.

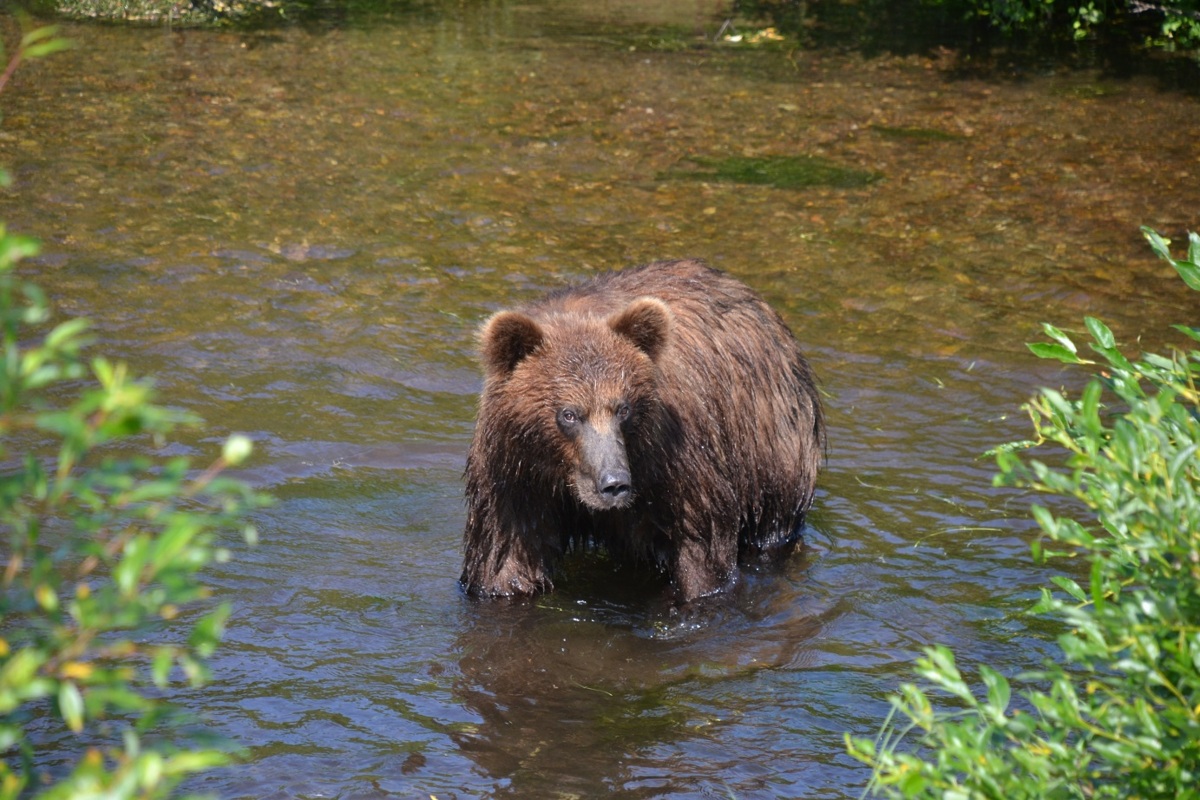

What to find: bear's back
left=535, top=260, right=801, bottom=376
left=533, top=260, right=778, bottom=336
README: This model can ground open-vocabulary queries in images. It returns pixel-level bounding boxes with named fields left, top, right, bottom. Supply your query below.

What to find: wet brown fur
left=461, top=259, right=825, bottom=602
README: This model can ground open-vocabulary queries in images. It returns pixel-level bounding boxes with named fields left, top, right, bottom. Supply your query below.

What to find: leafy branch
left=848, top=228, right=1200, bottom=799
left=1, top=23, right=269, bottom=798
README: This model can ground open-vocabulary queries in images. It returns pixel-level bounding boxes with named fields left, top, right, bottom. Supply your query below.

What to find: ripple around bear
left=461, top=259, right=825, bottom=602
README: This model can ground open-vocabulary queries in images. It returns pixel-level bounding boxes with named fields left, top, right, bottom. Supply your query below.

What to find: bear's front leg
left=474, top=553, right=549, bottom=597
left=461, top=549, right=551, bottom=597
left=670, top=533, right=737, bottom=602
left=460, top=510, right=555, bottom=598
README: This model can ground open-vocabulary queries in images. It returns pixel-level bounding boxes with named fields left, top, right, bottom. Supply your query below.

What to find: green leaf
left=1028, top=342, right=1084, bottom=364
left=0, top=649, right=49, bottom=695
left=1171, top=324, right=1200, bottom=343
left=58, top=681, right=84, bottom=733
left=898, top=764, right=930, bottom=794
left=1029, top=586, right=1056, bottom=614
left=1143, top=225, right=1173, bottom=261
left=0, top=232, right=41, bottom=264
left=1030, top=504, right=1059, bottom=537
left=1144, top=352, right=1176, bottom=371
left=188, top=604, right=231, bottom=659
left=920, top=645, right=975, bottom=704
left=845, top=733, right=876, bottom=760
left=19, top=23, right=60, bottom=48
left=1080, top=380, right=1102, bottom=436
left=1084, top=316, right=1114, bottom=349
left=151, top=647, right=174, bottom=688
left=1042, top=323, right=1077, bottom=352
left=0, top=723, right=22, bottom=751
left=83, top=685, right=152, bottom=715
left=44, top=317, right=90, bottom=350
left=91, top=356, right=114, bottom=387
left=1051, top=575, right=1087, bottom=603
left=1171, top=258, right=1200, bottom=292
left=149, top=519, right=200, bottom=574
left=34, top=581, right=59, bottom=612
left=135, top=751, right=164, bottom=788
left=1168, top=443, right=1199, bottom=484
left=114, top=536, right=150, bottom=597
left=1091, top=342, right=1134, bottom=372
left=163, top=748, right=230, bottom=775
left=1144, top=226, right=1200, bottom=290
left=22, top=39, right=72, bottom=60
left=980, top=665, right=1011, bottom=713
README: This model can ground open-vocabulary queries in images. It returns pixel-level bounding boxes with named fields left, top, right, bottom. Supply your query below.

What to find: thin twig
left=0, top=52, right=22, bottom=96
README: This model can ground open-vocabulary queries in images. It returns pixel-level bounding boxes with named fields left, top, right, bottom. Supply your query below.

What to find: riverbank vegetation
left=29, top=0, right=277, bottom=25
left=1, top=25, right=267, bottom=798
left=737, top=0, right=1200, bottom=53
left=23, top=0, right=1200, bottom=59
left=849, top=227, right=1200, bottom=799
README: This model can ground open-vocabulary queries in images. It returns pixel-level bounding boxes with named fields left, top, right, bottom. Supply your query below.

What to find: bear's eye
left=614, top=401, right=632, bottom=422
left=557, top=407, right=582, bottom=432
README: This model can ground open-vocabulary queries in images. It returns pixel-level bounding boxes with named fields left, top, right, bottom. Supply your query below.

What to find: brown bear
left=461, top=259, right=824, bottom=602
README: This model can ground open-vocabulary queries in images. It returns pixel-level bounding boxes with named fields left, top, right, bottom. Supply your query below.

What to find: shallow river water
left=2, top=1, right=1199, bottom=797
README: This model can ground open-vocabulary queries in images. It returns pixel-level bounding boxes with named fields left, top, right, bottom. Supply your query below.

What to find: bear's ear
left=609, top=297, right=671, bottom=362
left=480, top=311, right=544, bottom=376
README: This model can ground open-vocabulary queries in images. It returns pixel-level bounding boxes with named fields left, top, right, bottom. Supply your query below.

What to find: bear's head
left=478, top=297, right=672, bottom=512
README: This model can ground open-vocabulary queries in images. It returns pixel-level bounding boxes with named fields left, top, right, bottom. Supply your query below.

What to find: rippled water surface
left=2, top=2, right=1199, bottom=797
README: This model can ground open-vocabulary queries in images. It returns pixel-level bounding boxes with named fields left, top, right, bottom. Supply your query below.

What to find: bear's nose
left=598, top=469, right=632, bottom=501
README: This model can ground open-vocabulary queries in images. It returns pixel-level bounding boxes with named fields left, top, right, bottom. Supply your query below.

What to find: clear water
left=1, top=2, right=1198, bottom=796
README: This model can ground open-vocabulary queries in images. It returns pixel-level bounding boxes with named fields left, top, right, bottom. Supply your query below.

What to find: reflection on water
left=1, top=0, right=1198, bottom=796
left=452, top=568, right=831, bottom=799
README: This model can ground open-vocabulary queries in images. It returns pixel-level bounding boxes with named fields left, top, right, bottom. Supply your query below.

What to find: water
left=1, top=1, right=1198, bottom=796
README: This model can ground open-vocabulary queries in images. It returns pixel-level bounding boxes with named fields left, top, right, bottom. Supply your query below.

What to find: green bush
left=735, top=0, right=1200, bottom=52
left=950, top=0, right=1200, bottom=46
left=1, top=25, right=268, bottom=799
left=847, top=227, right=1200, bottom=799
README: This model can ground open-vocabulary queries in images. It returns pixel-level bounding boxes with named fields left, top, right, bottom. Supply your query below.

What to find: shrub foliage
left=736, top=0, right=1200, bottom=52
left=1, top=23, right=267, bottom=798
left=848, top=227, right=1200, bottom=799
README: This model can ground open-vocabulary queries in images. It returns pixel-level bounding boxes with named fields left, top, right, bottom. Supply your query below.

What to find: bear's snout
left=597, top=467, right=632, bottom=504
left=575, top=419, right=633, bottom=511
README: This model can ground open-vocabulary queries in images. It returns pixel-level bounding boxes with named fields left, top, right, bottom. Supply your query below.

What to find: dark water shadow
left=449, top=546, right=833, bottom=796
